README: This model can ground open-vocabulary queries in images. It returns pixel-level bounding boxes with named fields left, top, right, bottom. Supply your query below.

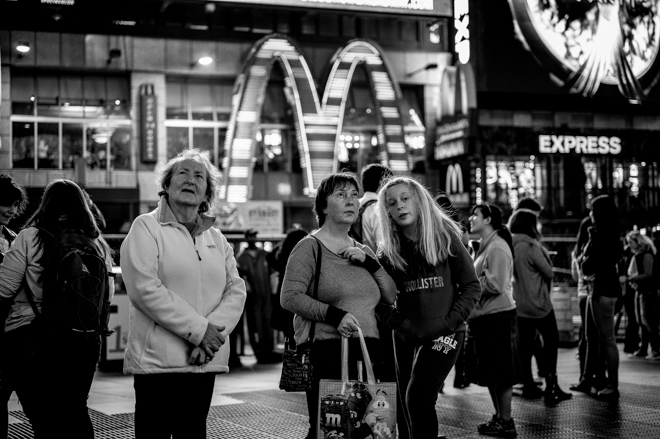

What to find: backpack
left=39, top=228, right=112, bottom=336
left=349, top=199, right=377, bottom=244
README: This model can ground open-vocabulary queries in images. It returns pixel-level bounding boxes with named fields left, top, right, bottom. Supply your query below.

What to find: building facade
left=432, top=0, right=660, bottom=234
left=0, top=0, right=454, bottom=233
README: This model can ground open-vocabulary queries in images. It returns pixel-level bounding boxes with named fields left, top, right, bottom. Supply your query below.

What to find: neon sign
left=538, top=135, right=622, bottom=155
left=220, top=34, right=411, bottom=202
left=454, top=0, right=470, bottom=64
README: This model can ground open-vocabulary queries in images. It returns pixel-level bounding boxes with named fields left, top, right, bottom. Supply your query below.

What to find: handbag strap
left=307, top=236, right=323, bottom=342
left=341, top=327, right=376, bottom=385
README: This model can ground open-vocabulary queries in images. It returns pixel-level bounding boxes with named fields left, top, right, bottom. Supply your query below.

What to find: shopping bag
left=318, top=328, right=397, bottom=439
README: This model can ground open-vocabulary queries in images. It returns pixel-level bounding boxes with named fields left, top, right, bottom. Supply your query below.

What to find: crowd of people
left=1, top=157, right=660, bottom=439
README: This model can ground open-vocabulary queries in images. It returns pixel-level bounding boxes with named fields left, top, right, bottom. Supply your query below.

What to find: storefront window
left=485, top=157, right=540, bottom=210
left=36, top=123, right=59, bottom=169
left=12, top=122, right=34, bottom=168
left=10, top=70, right=132, bottom=171
left=62, top=123, right=84, bottom=169
left=167, top=127, right=189, bottom=159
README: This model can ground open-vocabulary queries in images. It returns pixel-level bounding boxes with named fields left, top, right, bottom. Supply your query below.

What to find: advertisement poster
left=212, top=200, right=283, bottom=236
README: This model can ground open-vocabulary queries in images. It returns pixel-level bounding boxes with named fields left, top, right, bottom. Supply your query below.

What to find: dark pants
left=2, top=326, right=100, bottom=439
left=517, top=311, right=560, bottom=385
left=622, top=286, right=640, bottom=353
left=636, top=289, right=660, bottom=353
left=394, top=331, right=465, bottom=439
left=134, top=373, right=216, bottom=439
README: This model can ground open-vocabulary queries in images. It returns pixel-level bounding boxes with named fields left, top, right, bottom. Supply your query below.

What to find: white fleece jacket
left=120, top=197, right=246, bottom=374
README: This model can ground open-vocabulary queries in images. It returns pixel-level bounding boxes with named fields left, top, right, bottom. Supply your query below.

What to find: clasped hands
left=189, top=323, right=226, bottom=365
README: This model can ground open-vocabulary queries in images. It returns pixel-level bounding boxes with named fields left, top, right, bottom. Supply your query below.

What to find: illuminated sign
left=538, top=135, right=622, bottom=155
left=41, top=0, right=74, bottom=4
left=510, top=0, right=660, bottom=100
left=434, top=116, right=470, bottom=160
left=454, top=0, right=469, bottom=64
left=221, top=34, right=411, bottom=202
left=212, top=0, right=451, bottom=17
left=140, top=84, right=158, bottom=164
left=444, top=163, right=469, bottom=205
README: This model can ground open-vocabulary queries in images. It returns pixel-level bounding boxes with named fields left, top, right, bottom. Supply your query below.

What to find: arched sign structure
left=220, top=34, right=410, bottom=202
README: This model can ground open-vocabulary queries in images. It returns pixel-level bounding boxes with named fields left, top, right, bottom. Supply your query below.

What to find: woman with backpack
left=0, top=179, right=114, bottom=439
left=624, top=230, right=660, bottom=361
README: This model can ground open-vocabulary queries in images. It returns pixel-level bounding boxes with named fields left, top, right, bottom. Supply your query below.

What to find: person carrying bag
left=318, top=328, right=397, bottom=439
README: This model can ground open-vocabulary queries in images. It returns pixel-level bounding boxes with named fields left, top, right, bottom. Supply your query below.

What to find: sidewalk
left=8, top=344, right=660, bottom=438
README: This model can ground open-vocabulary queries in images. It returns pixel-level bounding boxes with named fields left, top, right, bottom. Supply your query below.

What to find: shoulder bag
left=279, top=237, right=323, bottom=392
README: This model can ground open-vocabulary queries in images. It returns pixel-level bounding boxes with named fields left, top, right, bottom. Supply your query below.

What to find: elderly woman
left=281, top=172, right=397, bottom=439
left=0, top=179, right=113, bottom=439
left=120, top=149, right=247, bottom=439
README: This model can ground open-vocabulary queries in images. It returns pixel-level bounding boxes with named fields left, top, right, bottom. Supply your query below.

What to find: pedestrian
left=237, top=228, right=280, bottom=363
left=280, top=172, right=397, bottom=439
left=509, top=209, right=572, bottom=405
left=353, top=163, right=393, bottom=253
left=354, top=164, right=396, bottom=383
left=434, top=192, right=473, bottom=390
left=266, top=227, right=309, bottom=339
left=618, top=236, right=641, bottom=356
left=574, top=195, right=622, bottom=400
left=468, top=203, right=519, bottom=439
left=0, top=179, right=114, bottom=439
left=375, top=176, right=481, bottom=439
left=120, top=149, right=247, bottom=438
left=624, top=230, right=660, bottom=361
left=0, top=174, right=28, bottom=439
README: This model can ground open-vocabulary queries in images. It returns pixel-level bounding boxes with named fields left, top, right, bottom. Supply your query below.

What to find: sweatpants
left=394, top=331, right=465, bottom=439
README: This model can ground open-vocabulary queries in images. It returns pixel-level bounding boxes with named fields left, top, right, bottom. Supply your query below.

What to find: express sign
left=538, top=134, right=622, bottom=155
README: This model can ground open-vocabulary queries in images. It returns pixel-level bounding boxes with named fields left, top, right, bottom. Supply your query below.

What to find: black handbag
left=279, top=237, right=322, bottom=392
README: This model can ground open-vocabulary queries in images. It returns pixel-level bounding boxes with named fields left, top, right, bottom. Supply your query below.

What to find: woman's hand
left=189, top=346, right=212, bottom=365
left=200, top=323, right=227, bottom=357
left=338, top=246, right=366, bottom=263
left=337, top=312, right=360, bottom=338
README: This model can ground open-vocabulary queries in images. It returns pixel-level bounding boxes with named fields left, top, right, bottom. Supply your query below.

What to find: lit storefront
left=431, top=0, right=660, bottom=233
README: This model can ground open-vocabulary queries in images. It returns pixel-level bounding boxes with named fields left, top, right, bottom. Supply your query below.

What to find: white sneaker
left=645, top=351, right=660, bottom=361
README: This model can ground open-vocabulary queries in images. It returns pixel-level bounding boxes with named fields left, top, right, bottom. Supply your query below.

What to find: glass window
left=62, top=123, right=84, bottom=169
left=193, top=128, right=214, bottom=160
left=167, top=127, right=189, bottom=160
left=37, top=123, right=59, bottom=169
left=190, top=83, right=214, bottom=121
left=167, top=81, right=186, bottom=119
left=110, top=127, right=132, bottom=170
left=12, top=122, right=35, bottom=169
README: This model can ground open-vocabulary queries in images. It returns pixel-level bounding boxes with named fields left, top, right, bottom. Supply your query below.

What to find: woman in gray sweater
left=281, top=172, right=396, bottom=439
left=509, top=209, right=572, bottom=405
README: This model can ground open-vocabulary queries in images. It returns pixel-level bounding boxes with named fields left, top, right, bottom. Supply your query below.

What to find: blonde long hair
left=378, top=176, right=462, bottom=271
left=626, top=230, right=657, bottom=255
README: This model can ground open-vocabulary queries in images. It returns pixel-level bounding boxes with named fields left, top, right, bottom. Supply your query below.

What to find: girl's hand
left=338, top=246, right=366, bottom=263
left=337, top=312, right=360, bottom=338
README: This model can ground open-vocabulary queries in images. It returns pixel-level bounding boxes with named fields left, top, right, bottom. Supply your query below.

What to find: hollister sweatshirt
left=377, top=232, right=481, bottom=344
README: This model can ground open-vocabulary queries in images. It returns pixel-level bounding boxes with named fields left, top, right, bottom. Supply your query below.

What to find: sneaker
left=479, top=416, right=517, bottom=438
left=478, top=415, right=500, bottom=434
left=629, top=349, right=648, bottom=358
left=645, top=351, right=660, bottom=361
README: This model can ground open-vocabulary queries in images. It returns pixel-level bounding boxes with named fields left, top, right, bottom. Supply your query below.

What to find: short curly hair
left=313, top=172, right=359, bottom=227
left=156, top=149, right=222, bottom=214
